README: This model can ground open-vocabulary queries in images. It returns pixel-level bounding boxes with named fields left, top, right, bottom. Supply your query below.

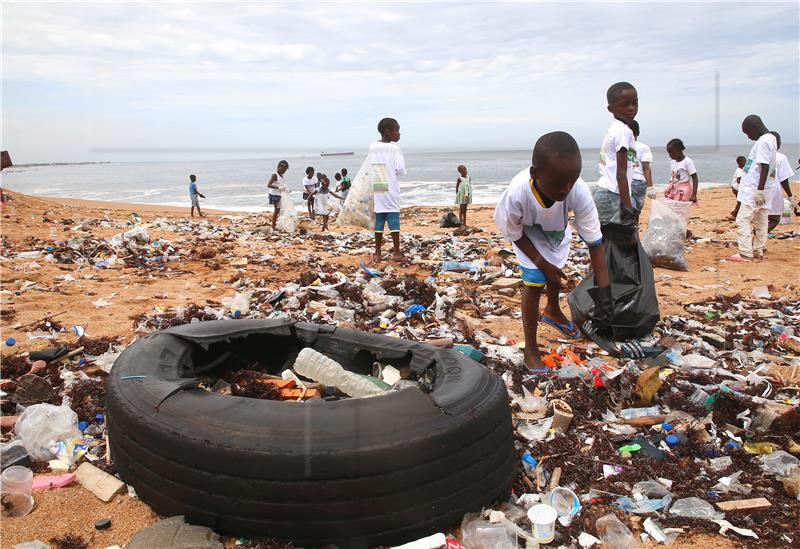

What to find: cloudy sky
left=2, top=1, right=798, bottom=163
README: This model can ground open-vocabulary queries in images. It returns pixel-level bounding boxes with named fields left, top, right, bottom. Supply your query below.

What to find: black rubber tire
left=106, top=319, right=515, bottom=547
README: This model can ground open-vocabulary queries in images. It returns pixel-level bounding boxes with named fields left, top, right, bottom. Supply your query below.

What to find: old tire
left=106, top=319, right=515, bottom=547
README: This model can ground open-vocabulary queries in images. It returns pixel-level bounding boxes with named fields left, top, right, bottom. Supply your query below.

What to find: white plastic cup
left=528, top=503, right=558, bottom=544
left=1, top=465, right=34, bottom=517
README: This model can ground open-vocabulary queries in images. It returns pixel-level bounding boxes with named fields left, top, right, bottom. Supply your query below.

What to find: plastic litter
left=293, top=347, right=386, bottom=398
left=14, top=404, right=80, bottom=460
left=761, top=451, right=800, bottom=477
left=1, top=465, right=34, bottom=517
left=527, top=504, right=558, bottom=544
left=276, top=189, right=298, bottom=234
left=712, top=471, right=752, bottom=495
left=642, top=198, right=690, bottom=271
left=548, top=487, right=581, bottom=520
left=668, top=497, right=724, bottom=520
left=460, top=514, right=515, bottom=549
left=594, top=513, right=639, bottom=549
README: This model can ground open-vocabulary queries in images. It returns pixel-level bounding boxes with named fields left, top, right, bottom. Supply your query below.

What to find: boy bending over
left=495, top=132, right=613, bottom=371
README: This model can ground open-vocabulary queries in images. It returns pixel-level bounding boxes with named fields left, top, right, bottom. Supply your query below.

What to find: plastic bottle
left=619, top=406, right=661, bottom=419
left=293, top=348, right=385, bottom=398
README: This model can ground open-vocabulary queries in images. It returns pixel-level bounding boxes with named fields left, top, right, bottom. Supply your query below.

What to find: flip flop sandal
left=724, top=254, right=752, bottom=262
left=542, top=316, right=580, bottom=339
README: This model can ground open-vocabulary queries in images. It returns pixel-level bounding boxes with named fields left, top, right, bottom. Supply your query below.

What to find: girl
left=314, top=174, right=343, bottom=232
left=665, top=139, right=698, bottom=202
left=302, top=166, right=318, bottom=219
left=455, top=164, right=473, bottom=226
left=267, top=160, right=289, bottom=230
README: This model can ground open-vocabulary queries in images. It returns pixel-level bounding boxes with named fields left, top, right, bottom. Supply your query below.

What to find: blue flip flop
left=541, top=315, right=581, bottom=339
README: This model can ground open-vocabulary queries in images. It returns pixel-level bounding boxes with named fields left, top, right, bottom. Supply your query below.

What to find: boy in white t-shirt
left=629, top=120, right=655, bottom=214
left=767, top=131, right=797, bottom=233
left=594, top=82, right=639, bottom=225
left=728, top=115, right=777, bottom=262
left=494, top=132, right=612, bottom=371
left=369, top=117, right=406, bottom=261
left=302, top=167, right=319, bottom=220
left=730, top=156, right=746, bottom=219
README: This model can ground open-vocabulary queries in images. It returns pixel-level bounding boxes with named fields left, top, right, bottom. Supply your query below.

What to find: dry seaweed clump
left=49, top=534, right=89, bottom=549
left=68, top=379, right=106, bottom=422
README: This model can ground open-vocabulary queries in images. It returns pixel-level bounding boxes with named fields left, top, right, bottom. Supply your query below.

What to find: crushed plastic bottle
left=669, top=497, right=723, bottom=520
left=619, top=406, right=661, bottom=420
left=595, top=513, right=638, bottom=548
left=293, top=347, right=386, bottom=398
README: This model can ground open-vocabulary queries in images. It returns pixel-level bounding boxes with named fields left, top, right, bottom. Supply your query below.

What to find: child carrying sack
left=276, top=189, right=298, bottom=234
left=337, top=157, right=375, bottom=230
left=642, top=198, right=691, bottom=271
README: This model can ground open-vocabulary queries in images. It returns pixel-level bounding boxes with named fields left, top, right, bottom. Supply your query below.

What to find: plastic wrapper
left=15, top=404, right=80, bottom=460
left=761, top=451, right=800, bottom=477
left=337, top=157, right=375, bottom=230
left=460, top=514, right=515, bottom=549
left=642, top=198, right=690, bottom=271
left=568, top=216, right=660, bottom=341
left=711, top=471, right=751, bottom=495
left=276, top=190, right=297, bottom=234
left=595, top=513, right=638, bottom=549
left=668, top=497, right=724, bottom=520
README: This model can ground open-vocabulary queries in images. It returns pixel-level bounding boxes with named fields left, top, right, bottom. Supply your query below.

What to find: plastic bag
left=761, top=451, right=800, bottom=477
left=15, top=403, right=80, bottom=460
left=668, top=497, right=724, bottom=520
left=441, top=211, right=460, bottom=228
left=568, top=216, right=660, bottom=340
left=460, top=514, right=515, bottom=549
left=641, top=198, right=690, bottom=271
left=337, top=157, right=375, bottom=230
left=276, top=190, right=297, bottom=234
left=711, top=471, right=752, bottom=495
left=595, top=513, right=638, bottom=549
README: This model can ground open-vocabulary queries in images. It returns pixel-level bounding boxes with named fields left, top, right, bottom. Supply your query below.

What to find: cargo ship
left=320, top=151, right=354, bottom=157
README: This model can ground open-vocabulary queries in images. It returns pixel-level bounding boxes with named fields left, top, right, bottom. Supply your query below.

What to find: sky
left=2, top=1, right=799, bottom=163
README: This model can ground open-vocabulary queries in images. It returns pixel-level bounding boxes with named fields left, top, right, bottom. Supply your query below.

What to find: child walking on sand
left=267, top=160, right=289, bottom=230
left=494, top=132, right=613, bottom=371
left=730, top=156, right=746, bottom=219
left=314, top=174, right=343, bottom=232
left=455, top=164, right=473, bottom=226
left=302, top=167, right=318, bottom=219
left=369, top=117, right=406, bottom=261
left=664, top=139, right=698, bottom=202
left=728, top=115, right=777, bottom=262
left=188, top=174, right=206, bottom=218
left=594, top=82, right=639, bottom=225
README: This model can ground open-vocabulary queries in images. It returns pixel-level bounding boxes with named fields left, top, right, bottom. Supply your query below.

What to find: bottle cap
left=79, top=421, right=89, bottom=431
left=665, top=435, right=679, bottom=446
left=95, top=413, right=105, bottom=423
left=5, top=337, right=15, bottom=346
left=661, top=423, right=673, bottom=432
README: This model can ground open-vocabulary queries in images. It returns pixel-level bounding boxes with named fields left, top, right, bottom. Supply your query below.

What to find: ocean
left=2, top=145, right=797, bottom=212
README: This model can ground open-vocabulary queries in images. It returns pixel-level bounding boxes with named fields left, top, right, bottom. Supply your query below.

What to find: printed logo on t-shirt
left=627, top=149, right=637, bottom=164
left=370, top=163, right=390, bottom=193
left=743, top=159, right=753, bottom=174
left=533, top=223, right=566, bottom=245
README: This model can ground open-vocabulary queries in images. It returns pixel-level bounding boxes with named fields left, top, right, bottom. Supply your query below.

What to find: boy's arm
left=330, top=191, right=342, bottom=199
left=588, top=245, right=609, bottom=288
left=513, top=235, right=567, bottom=286
left=690, top=174, right=699, bottom=202
left=456, top=178, right=461, bottom=192
left=268, top=174, right=278, bottom=188
left=616, top=148, right=632, bottom=208
left=780, top=179, right=793, bottom=197
left=757, top=164, right=769, bottom=190
left=643, top=162, right=653, bottom=187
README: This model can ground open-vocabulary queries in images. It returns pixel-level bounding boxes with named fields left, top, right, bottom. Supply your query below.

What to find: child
left=629, top=121, right=655, bottom=212
left=334, top=173, right=346, bottom=203
left=730, top=156, right=746, bottom=219
left=314, top=174, right=343, bottom=231
left=267, top=160, right=289, bottom=230
left=728, top=115, right=777, bottom=262
left=455, top=164, right=473, bottom=226
left=767, top=131, right=797, bottom=233
left=302, top=166, right=318, bottom=219
left=594, top=82, right=639, bottom=225
left=664, top=139, right=698, bottom=202
left=369, top=117, right=406, bottom=261
left=188, top=174, right=206, bottom=218
left=494, top=131, right=612, bottom=371
left=340, top=167, right=350, bottom=190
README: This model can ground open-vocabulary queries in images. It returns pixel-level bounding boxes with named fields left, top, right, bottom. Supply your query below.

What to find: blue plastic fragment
left=78, top=421, right=89, bottom=432
left=120, top=375, right=147, bottom=380
left=95, top=414, right=105, bottom=423
left=725, top=440, right=741, bottom=450
left=661, top=423, right=673, bottom=432
left=453, top=344, right=484, bottom=362
left=404, top=304, right=426, bottom=317
left=5, top=337, right=15, bottom=346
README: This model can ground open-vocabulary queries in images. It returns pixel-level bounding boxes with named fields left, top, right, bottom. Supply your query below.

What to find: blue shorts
left=520, top=265, right=546, bottom=288
left=375, top=211, right=400, bottom=233
left=269, top=194, right=281, bottom=206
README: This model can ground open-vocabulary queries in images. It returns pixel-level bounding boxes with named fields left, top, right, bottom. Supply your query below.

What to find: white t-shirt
left=669, top=156, right=697, bottom=184
left=302, top=175, right=318, bottom=194
left=769, top=152, right=794, bottom=214
left=268, top=172, right=283, bottom=196
left=731, top=167, right=744, bottom=191
left=494, top=169, right=603, bottom=269
left=632, top=141, right=653, bottom=181
left=738, top=133, right=778, bottom=208
left=597, top=119, right=636, bottom=196
left=368, top=141, right=406, bottom=213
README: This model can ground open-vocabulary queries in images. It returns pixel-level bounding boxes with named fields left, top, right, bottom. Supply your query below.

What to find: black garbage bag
left=440, top=211, right=460, bottom=228
left=568, top=216, right=660, bottom=341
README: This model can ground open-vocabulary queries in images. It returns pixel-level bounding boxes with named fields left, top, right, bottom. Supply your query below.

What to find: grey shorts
left=191, top=195, right=200, bottom=208
left=631, top=179, right=647, bottom=212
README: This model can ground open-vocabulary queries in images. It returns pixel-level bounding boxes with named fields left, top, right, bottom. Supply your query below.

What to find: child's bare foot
left=523, top=350, right=545, bottom=371
left=372, top=252, right=383, bottom=261
left=390, top=252, right=404, bottom=261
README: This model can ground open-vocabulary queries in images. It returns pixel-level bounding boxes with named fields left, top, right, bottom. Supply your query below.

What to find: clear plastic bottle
left=595, top=513, right=638, bottom=549
left=294, top=348, right=384, bottom=398
left=619, top=406, right=661, bottom=420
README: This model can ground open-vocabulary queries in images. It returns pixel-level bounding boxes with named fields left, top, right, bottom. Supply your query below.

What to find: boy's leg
left=542, top=279, right=573, bottom=331
left=190, top=206, right=195, bottom=217
left=752, top=208, right=769, bottom=257
left=322, top=214, right=328, bottom=231
left=459, top=204, right=467, bottom=225
left=374, top=212, right=385, bottom=260
left=388, top=212, right=403, bottom=260
left=767, top=214, right=781, bottom=233
left=197, top=206, right=204, bottom=218
left=521, top=284, right=545, bottom=370
left=735, top=203, right=755, bottom=258
left=272, top=207, right=280, bottom=229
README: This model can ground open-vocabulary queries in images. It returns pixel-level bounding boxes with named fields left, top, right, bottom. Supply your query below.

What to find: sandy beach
left=1, top=185, right=799, bottom=548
